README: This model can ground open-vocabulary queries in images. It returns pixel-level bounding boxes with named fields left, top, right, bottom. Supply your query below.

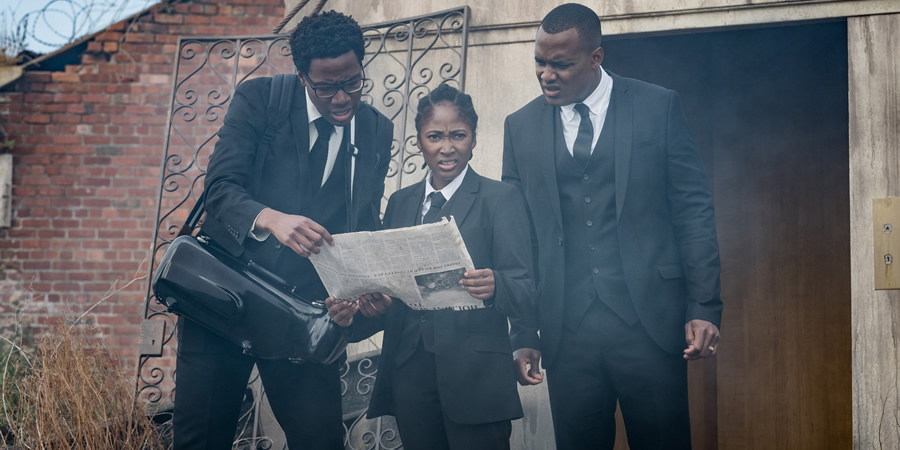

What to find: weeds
left=0, top=256, right=167, bottom=449
left=6, top=325, right=165, bottom=449
left=0, top=7, right=26, bottom=66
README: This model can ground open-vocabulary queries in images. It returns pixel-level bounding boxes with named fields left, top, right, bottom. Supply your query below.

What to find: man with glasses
left=173, top=11, right=393, bottom=449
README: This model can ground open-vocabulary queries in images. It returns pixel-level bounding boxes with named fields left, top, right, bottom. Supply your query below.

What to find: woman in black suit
left=326, top=84, right=536, bottom=450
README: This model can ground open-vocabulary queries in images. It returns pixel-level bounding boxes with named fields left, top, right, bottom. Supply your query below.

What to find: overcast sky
left=1, top=0, right=157, bottom=54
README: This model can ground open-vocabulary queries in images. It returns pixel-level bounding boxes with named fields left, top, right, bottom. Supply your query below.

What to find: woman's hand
left=325, top=296, right=358, bottom=327
left=460, top=269, right=495, bottom=301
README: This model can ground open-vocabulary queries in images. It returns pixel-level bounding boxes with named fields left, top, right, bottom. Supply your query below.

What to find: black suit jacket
left=502, top=72, right=723, bottom=367
left=201, top=76, right=393, bottom=276
left=349, top=168, right=533, bottom=425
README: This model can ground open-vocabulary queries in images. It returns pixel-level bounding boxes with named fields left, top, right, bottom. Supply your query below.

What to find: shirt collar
left=424, top=164, right=469, bottom=204
left=305, top=88, right=321, bottom=124
left=560, top=67, right=612, bottom=121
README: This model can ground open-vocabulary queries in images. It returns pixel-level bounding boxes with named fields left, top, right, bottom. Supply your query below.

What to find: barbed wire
left=4, top=0, right=158, bottom=54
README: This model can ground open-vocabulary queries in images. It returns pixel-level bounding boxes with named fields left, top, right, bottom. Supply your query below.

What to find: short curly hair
left=540, top=3, right=602, bottom=51
left=290, top=11, right=364, bottom=74
left=414, top=83, right=478, bottom=136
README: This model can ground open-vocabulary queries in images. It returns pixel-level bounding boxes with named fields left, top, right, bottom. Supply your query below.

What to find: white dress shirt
left=306, top=94, right=345, bottom=188
left=420, top=164, right=469, bottom=220
left=249, top=89, right=345, bottom=241
left=559, top=67, right=613, bottom=156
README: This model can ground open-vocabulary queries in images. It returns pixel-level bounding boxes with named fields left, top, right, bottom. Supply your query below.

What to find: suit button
left=584, top=197, right=591, bottom=203
left=274, top=242, right=281, bottom=249
left=586, top=220, right=593, bottom=227
left=558, top=237, right=563, bottom=246
left=420, top=315, right=426, bottom=323
left=583, top=174, right=590, bottom=180
left=593, top=268, right=599, bottom=274
left=589, top=245, right=595, bottom=251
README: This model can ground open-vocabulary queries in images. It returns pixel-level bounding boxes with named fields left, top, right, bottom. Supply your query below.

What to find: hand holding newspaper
left=308, top=217, right=484, bottom=311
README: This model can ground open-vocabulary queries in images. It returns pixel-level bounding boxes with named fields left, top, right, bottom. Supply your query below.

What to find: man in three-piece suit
left=502, top=4, right=723, bottom=449
left=173, top=11, right=392, bottom=449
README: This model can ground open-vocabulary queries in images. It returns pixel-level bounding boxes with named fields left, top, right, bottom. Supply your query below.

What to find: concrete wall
left=287, top=0, right=899, bottom=182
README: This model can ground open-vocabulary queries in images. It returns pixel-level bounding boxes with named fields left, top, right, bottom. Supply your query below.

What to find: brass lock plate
left=874, top=198, right=900, bottom=290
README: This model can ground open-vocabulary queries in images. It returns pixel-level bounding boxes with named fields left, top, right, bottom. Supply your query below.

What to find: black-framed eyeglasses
left=301, top=72, right=367, bottom=98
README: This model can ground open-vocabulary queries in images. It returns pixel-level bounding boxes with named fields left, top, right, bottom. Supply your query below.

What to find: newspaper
left=308, top=217, right=483, bottom=311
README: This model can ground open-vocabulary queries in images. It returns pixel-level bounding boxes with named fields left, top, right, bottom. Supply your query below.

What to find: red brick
left=83, top=178, right=112, bottom=187
left=51, top=72, right=80, bottom=83
left=184, top=15, right=211, bottom=25
left=96, top=31, right=124, bottom=41
left=125, top=105, right=154, bottom=115
left=68, top=272, right=96, bottom=281
left=83, top=94, right=111, bottom=103
left=53, top=135, right=81, bottom=145
left=154, top=12, right=183, bottom=24
left=97, top=63, right=127, bottom=74
left=24, top=114, right=51, bottom=124
left=124, top=32, right=155, bottom=43
left=85, top=136, right=111, bottom=145
left=24, top=93, right=54, bottom=103
left=53, top=115, right=83, bottom=124
left=52, top=282, right=81, bottom=292
left=193, top=25, right=226, bottom=35
left=38, top=229, right=66, bottom=239
left=111, top=115, right=142, bottom=124
left=83, top=241, right=109, bottom=249
left=68, top=230, right=95, bottom=238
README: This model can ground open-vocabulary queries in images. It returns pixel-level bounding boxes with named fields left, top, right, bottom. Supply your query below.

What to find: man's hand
left=684, top=319, right=720, bottom=360
left=357, top=293, right=392, bottom=318
left=325, top=296, right=358, bottom=327
left=460, top=269, right=495, bottom=301
left=513, top=348, right=544, bottom=386
left=255, top=208, right=334, bottom=258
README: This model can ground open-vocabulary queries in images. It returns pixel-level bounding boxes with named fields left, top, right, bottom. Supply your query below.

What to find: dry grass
left=0, top=7, right=25, bottom=66
left=0, top=255, right=167, bottom=449
left=4, top=326, right=166, bottom=449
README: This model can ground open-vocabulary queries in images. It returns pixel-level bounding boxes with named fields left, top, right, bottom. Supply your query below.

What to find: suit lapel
left=446, top=168, right=479, bottom=228
left=349, top=106, right=374, bottom=230
left=611, top=74, right=633, bottom=221
left=396, top=180, right=426, bottom=227
left=536, top=101, right=563, bottom=230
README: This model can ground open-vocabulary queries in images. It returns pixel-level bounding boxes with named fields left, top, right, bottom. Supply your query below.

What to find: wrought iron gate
left=137, top=7, right=470, bottom=449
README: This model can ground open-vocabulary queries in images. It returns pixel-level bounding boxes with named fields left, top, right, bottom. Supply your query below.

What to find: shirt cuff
left=248, top=209, right=271, bottom=242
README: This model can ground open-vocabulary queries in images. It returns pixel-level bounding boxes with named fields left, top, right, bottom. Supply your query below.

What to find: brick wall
left=0, top=0, right=285, bottom=371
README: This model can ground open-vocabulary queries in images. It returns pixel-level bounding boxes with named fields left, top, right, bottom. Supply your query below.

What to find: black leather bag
left=151, top=74, right=346, bottom=364
left=153, top=234, right=346, bottom=364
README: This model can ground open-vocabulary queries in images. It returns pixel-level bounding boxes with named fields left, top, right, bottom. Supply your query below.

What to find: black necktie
left=422, top=192, right=447, bottom=224
left=573, top=103, right=593, bottom=167
left=309, top=117, right=333, bottom=196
